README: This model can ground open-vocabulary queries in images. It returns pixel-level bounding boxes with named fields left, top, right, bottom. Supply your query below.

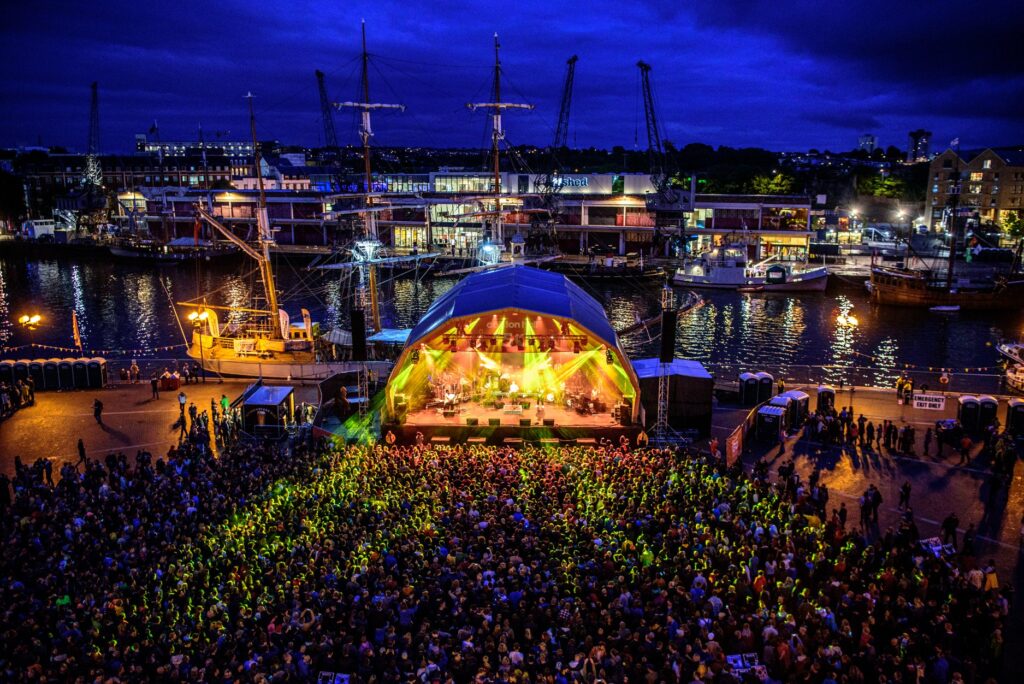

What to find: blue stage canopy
left=405, top=266, right=619, bottom=349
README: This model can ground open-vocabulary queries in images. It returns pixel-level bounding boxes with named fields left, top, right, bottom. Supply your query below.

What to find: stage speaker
left=351, top=308, right=367, bottom=361
left=488, top=418, right=501, bottom=427
left=466, top=417, right=479, bottom=426
left=543, top=418, right=555, bottom=427
left=520, top=418, right=532, bottom=427
left=659, top=309, right=677, bottom=363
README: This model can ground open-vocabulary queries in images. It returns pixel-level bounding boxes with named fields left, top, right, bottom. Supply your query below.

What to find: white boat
left=998, top=343, right=1024, bottom=366
left=673, top=246, right=828, bottom=292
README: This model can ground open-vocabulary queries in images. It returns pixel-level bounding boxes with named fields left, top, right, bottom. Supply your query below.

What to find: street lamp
left=187, top=310, right=209, bottom=383
left=17, top=313, right=42, bottom=349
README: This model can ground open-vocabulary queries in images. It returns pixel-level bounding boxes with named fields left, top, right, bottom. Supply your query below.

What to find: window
left=983, top=159, right=992, bottom=169
left=942, top=159, right=952, bottom=168
left=969, top=184, right=982, bottom=194
left=932, top=184, right=939, bottom=193
left=970, top=172, right=983, bottom=181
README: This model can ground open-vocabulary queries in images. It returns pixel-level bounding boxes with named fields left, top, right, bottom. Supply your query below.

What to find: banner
left=726, top=424, right=743, bottom=465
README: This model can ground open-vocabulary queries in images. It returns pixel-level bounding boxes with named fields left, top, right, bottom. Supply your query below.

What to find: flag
left=72, top=310, right=82, bottom=352
left=950, top=137, right=960, bottom=148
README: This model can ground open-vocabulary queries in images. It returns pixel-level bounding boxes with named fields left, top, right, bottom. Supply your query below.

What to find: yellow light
left=187, top=312, right=198, bottom=321
left=18, top=315, right=29, bottom=324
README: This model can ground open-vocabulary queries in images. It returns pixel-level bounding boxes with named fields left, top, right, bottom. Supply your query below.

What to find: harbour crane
left=532, top=55, right=578, bottom=251
left=316, top=69, right=343, bottom=192
left=637, top=61, right=691, bottom=222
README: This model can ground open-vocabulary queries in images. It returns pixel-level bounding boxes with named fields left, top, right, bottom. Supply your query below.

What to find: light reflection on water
left=1, top=258, right=1021, bottom=378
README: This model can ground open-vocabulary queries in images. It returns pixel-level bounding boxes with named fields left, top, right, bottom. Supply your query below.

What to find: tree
left=859, top=174, right=905, bottom=198
left=1003, top=211, right=1024, bottom=238
left=750, top=173, right=795, bottom=195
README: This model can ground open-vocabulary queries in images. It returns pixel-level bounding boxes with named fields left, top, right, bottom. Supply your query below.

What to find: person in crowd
left=0, top=439, right=1010, bottom=682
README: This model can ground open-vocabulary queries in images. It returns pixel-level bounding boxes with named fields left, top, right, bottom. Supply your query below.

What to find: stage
left=385, top=399, right=640, bottom=446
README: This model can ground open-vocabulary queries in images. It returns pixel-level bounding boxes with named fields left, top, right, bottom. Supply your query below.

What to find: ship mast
left=335, top=21, right=404, bottom=332
left=246, top=92, right=282, bottom=333
left=945, top=145, right=962, bottom=291
left=467, top=33, right=533, bottom=247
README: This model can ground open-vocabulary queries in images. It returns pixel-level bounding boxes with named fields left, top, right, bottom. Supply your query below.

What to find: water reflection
left=1, top=258, right=1021, bottom=376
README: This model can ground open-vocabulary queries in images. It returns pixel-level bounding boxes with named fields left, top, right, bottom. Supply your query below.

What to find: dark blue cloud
left=1, top=0, right=1020, bottom=154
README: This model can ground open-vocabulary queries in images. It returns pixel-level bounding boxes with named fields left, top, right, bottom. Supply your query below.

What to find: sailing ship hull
left=190, top=354, right=391, bottom=381
left=869, top=269, right=1024, bottom=309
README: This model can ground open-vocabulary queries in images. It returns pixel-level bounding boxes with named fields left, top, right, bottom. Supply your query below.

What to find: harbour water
left=2, top=256, right=1022, bottom=390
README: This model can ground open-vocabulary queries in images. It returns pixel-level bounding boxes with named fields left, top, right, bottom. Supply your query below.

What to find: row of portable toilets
left=749, top=378, right=1024, bottom=442
left=738, top=372, right=776, bottom=405
left=0, top=358, right=108, bottom=391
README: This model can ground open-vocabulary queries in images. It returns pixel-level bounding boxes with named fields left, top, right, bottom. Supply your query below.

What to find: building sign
left=552, top=176, right=589, bottom=188
left=912, top=393, right=946, bottom=411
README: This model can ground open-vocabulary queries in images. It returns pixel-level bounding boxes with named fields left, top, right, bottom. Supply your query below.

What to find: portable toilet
left=782, top=390, right=810, bottom=425
left=13, top=360, right=29, bottom=383
left=756, top=405, right=786, bottom=442
left=816, top=385, right=836, bottom=413
left=28, top=360, right=44, bottom=389
left=957, top=395, right=980, bottom=433
left=43, top=359, right=60, bottom=389
left=739, top=372, right=758, bottom=405
left=72, top=360, right=89, bottom=388
left=755, top=371, right=775, bottom=403
left=977, top=395, right=999, bottom=430
left=769, top=394, right=793, bottom=431
left=86, top=358, right=106, bottom=389
left=0, top=360, right=13, bottom=386
left=1007, top=398, right=1024, bottom=435
left=57, top=360, right=74, bottom=389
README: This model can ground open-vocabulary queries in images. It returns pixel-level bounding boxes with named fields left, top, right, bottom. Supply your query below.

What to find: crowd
left=0, top=377, right=35, bottom=422
left=0, top=438, right=1013, bottom=682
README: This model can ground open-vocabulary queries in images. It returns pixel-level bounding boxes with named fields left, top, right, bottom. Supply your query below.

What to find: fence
left=704, top=362, right=1007, bottom=397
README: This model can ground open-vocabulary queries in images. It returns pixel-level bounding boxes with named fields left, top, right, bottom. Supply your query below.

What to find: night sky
left=2, top=1, right=1021, bottom=154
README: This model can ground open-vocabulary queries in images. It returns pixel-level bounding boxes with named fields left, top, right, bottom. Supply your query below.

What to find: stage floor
left=403, top=401, right=619, bottom=429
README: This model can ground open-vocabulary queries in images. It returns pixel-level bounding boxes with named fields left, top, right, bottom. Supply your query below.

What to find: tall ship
left=181, top=94, right=386, bottom=380
left=869, top=154, right=1024, bottom=309
left=673, top=243, right=828, bottom=291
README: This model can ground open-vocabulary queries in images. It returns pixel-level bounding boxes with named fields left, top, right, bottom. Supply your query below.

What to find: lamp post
left=187, top=310, right=209, bottom=383
left=18, top=313, right=42, bottom=349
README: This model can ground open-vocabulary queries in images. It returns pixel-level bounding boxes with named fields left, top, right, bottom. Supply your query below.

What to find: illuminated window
left=982, top=159, right=992, bottom=169
left=970, top=172, right=983, bottom=181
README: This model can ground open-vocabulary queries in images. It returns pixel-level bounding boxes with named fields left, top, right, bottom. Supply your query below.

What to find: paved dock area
left=717, top=385, right=1024, bottom=573
left=0, top=379, right=317, bottom=476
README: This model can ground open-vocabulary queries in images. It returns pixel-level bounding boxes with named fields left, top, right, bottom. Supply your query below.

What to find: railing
left=703, top=362, right=1006, bottom=397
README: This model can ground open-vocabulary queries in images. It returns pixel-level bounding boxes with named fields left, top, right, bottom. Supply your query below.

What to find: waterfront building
left=103, top=170, right=812, bottom=259
left=134, top=134, right=255, bottom=157
left=925, top=147, right=1024, bottom=231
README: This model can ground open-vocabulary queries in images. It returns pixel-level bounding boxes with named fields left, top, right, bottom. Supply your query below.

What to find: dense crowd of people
left=0, top=377, right=34, bottom=422
left=0, top=437, right=1013, bottom=682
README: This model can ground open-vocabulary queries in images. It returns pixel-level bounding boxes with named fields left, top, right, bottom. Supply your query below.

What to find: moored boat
left=673, top=245, right=828, bottom=291
left=869, top=267, right=1024, bottom=309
